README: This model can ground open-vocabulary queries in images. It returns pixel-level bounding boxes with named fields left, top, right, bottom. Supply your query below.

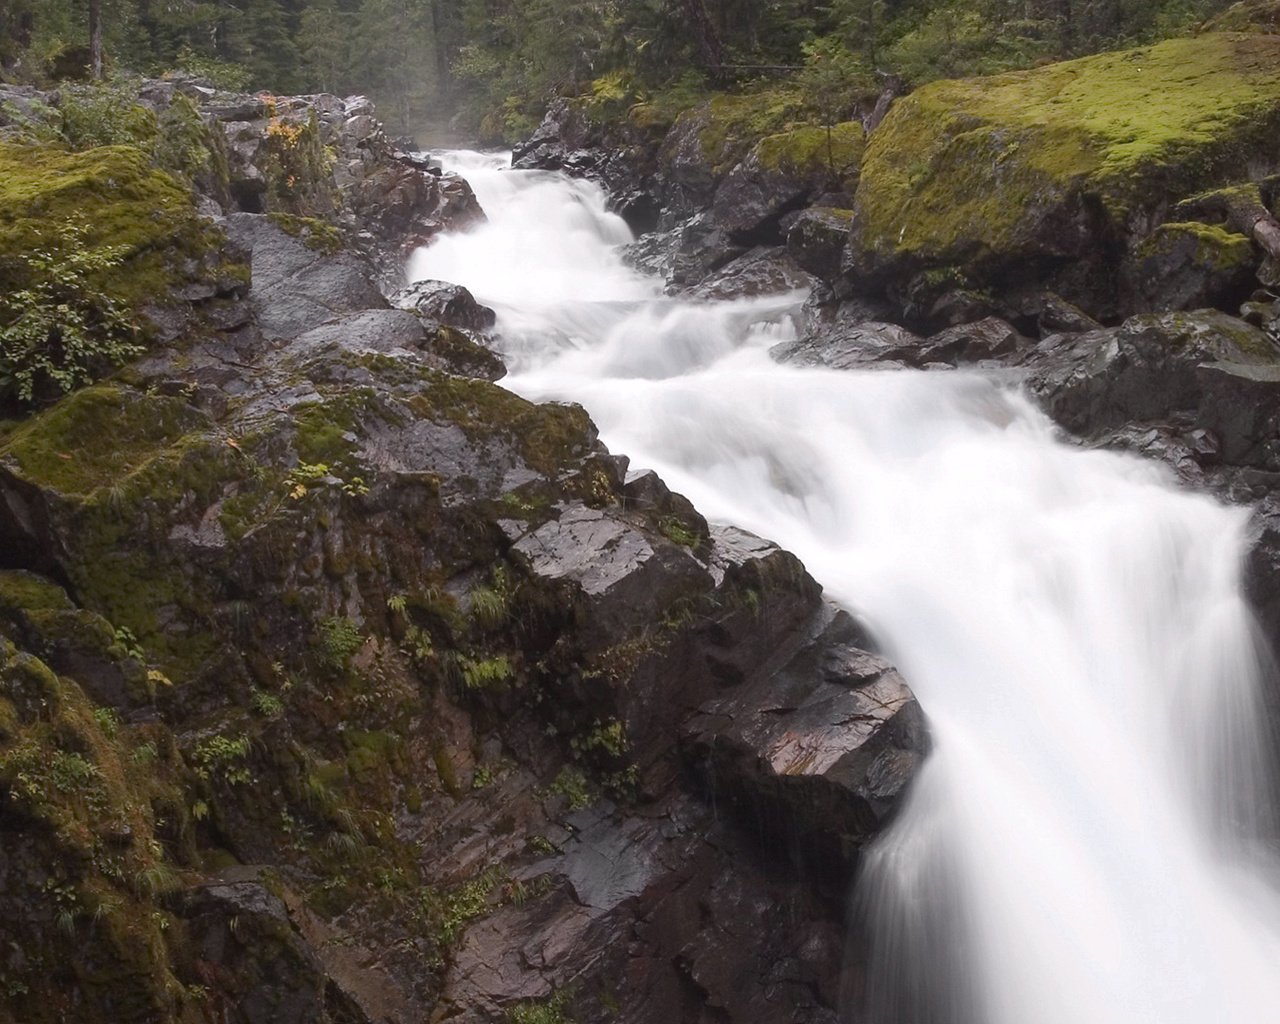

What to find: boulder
left=787, top=207, right=855, bottom=280
left=683, top=606, right=926, bottom=872
left=1027, top=309, right=1280, bottom=435
left=1122, top=221, right=1257, bottom=313
left=391, top=279, right=497, bottom=331
left=847, top=32, right=1280, bottom=316
left=709, top=124, right=863, bottom=246
left=225, top=213, right=386, bottom=340
left=689, top=247, right=817, bottom=301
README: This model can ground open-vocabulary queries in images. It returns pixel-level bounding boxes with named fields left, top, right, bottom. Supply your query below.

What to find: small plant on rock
left=0, top=221, right=141, bottom=406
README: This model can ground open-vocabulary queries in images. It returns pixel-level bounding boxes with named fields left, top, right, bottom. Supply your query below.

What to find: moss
left=1138, top=220, right=1254, bottom=271
left=853, top=32, right=1280, bottom=274
left=267, top=212, right=344, bottom=254
left=0, top=385, right=248, bottom=676
left=0, top=384, right=208, bottom=497
left=0, top=142, right=218, bottom=316
left=406, top=373, right=595, bottom=476
left=755, top=122, right=864, bottom=184
left=0, top=570, right=74, bottom=614
left=0, top=638, right=191, bottom=1021
left=659, top=83, right=809, bottom=180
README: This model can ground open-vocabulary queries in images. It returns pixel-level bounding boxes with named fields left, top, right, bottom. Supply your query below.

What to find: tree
left=88, top=0, right=103, bottom=78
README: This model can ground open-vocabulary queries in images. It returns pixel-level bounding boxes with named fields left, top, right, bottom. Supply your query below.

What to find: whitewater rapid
left=409, top=151, right=1280, bottom=1023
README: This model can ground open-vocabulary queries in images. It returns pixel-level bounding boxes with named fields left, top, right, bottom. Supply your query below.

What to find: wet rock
left=685, top=607, right=925, bottom=872
left=225, top=213, right=386, bottom=340
left=689, top=247, right=816, bottom=301
left=177, top=874, right=372, bottom=1024
left=1122, top=221, right=1258, bottom=313
left=709, top=124, right=863, bottom=247
left=773, top=320, right=926, bottom=370
left=1027, top=309, right=1280, bottom=435
left=512, top=505, right=711, bottom=650
left=787, top=207, right=854, bottom=280
left=391, top=279, right=497, bottom=331
left=1196, top=361, right=1280, bottom=469
left=917, top=317, right=1025, bottom=365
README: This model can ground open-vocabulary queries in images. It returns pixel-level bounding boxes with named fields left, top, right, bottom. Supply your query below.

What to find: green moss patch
left=0, top=142, right=214, bottom=312
left=755, top=122, right=864, bottom=187
left=0, top=384, right=210, bottom=497
left=852, top=32, right=1280, bottom=280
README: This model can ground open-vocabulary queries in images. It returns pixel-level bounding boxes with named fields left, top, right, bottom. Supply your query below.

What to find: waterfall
left=410, top=151, right=1280, bottom=1023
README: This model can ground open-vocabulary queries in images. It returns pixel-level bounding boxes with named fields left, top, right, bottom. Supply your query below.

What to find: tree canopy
left=0, top=0, right=1237, bottom=140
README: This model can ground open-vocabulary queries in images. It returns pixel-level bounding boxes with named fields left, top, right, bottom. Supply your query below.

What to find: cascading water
left=410, top=151, right=1280, bottom=1022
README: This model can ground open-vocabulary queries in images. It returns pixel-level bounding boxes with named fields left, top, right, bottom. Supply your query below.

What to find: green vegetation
left=317, top=616, right=364, bottom=670
left=851, top=31, right=1280, bottom=277
left=0, top=0, right=1238, bottom=141
left=0, top=143, right=219, bottom=407
left=508, top=989, right=575, bottom=1024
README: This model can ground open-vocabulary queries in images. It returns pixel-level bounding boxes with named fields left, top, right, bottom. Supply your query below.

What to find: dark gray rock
left=1196, top=361, right=1280, bottom=469
left=689, top=247, right=816, bottom=302
left=225, top=213, right=387, bottom=340
left=787, top=207, right=854, bottom=281
left=773, top=320, right=926, bottom=370
left=684, top=606, right=925, bottom=872
left=1027, top=309, right=1280, bottom=435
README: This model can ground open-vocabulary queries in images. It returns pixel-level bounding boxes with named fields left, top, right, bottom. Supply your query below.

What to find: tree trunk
left=431, top=0, right=451, bottom=105
left=88, top=0, right=103, bottom=79
left=680, top=0, right=727, bottom=75
left=1179, top=185, right=1280, bottom=263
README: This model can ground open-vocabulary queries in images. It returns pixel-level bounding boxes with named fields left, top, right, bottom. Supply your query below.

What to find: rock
left=773, top=320, right=927, bottom=370
left=1196, top=361, right=1280, bottom=469
left=787, top=207, right=855, bottom=280
left=177, top=874, right=372, bottom=1024
left=847, top=32, right=1280, bottom=316
left=1122, top=221, right=1257, bottom=313
left=225, top=212, right=387, bottom=340
left=684, top=607, right=926, bottom=872
left=1027, top=309, right=1280, bottom=435
left=709, top=124, right=863, bottom=246
left=689, top=247, right=817, bottom=301
left=391, top=279, right=497, bottom=331
left=917, top=317, right=1025, bottom=365
left=1006, top=289, right=1103, bottom=336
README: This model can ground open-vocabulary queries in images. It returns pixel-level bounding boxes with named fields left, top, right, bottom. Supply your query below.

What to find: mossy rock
left=0, top=637, right=194, bottom=1024
left=0, top=142, right=216, bottom=314
left=754, top=122, right=864, bottom=185
left=659, top=84, right=808, bottom=201
left=1124, top=220, right=1257, bottom=312
left=849, top=32, right=1280, bottom=311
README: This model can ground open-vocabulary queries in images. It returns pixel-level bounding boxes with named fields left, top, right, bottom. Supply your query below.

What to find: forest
left=0, top=0, right=1238, bottom=139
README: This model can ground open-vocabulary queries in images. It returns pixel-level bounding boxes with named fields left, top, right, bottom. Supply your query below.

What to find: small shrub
left=192, top=733, right=253, bottom=786
left=0, top=221, right=142, bottom=405
left=317, top=616, right=363, bottom=669
left=460, top=654, right=513, bottom=689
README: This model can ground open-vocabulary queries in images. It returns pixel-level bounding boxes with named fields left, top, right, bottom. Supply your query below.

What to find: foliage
left=0, top=0, right=1238, bottom=140
left=317, top=616, right=364, bottom=669
left=191, top=732, right=254, bottom=786
left=0, top=220, right=141, bottom=406
left=508, top=990, right=575, bottom=1024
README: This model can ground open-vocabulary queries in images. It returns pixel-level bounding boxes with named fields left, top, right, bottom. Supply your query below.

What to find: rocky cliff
left=0, top=77, right=921, bottom=1024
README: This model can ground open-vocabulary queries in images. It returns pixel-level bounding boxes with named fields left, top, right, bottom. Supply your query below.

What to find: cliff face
left=0, top=79, right=921, bottom=1024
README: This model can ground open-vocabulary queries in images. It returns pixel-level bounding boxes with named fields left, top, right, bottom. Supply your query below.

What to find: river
left=409, top=150, right=1280, bottom=1024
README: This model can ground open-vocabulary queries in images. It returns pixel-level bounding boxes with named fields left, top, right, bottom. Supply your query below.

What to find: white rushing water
left=410, top=151, right=1280, bottom=1023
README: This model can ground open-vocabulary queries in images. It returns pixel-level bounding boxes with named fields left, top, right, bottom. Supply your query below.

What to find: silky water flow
left=409, top=150, right=1280, bottom=1024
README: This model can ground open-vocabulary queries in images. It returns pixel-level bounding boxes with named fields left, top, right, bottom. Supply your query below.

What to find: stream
left=409, top=150, right=1280, bottom=1023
